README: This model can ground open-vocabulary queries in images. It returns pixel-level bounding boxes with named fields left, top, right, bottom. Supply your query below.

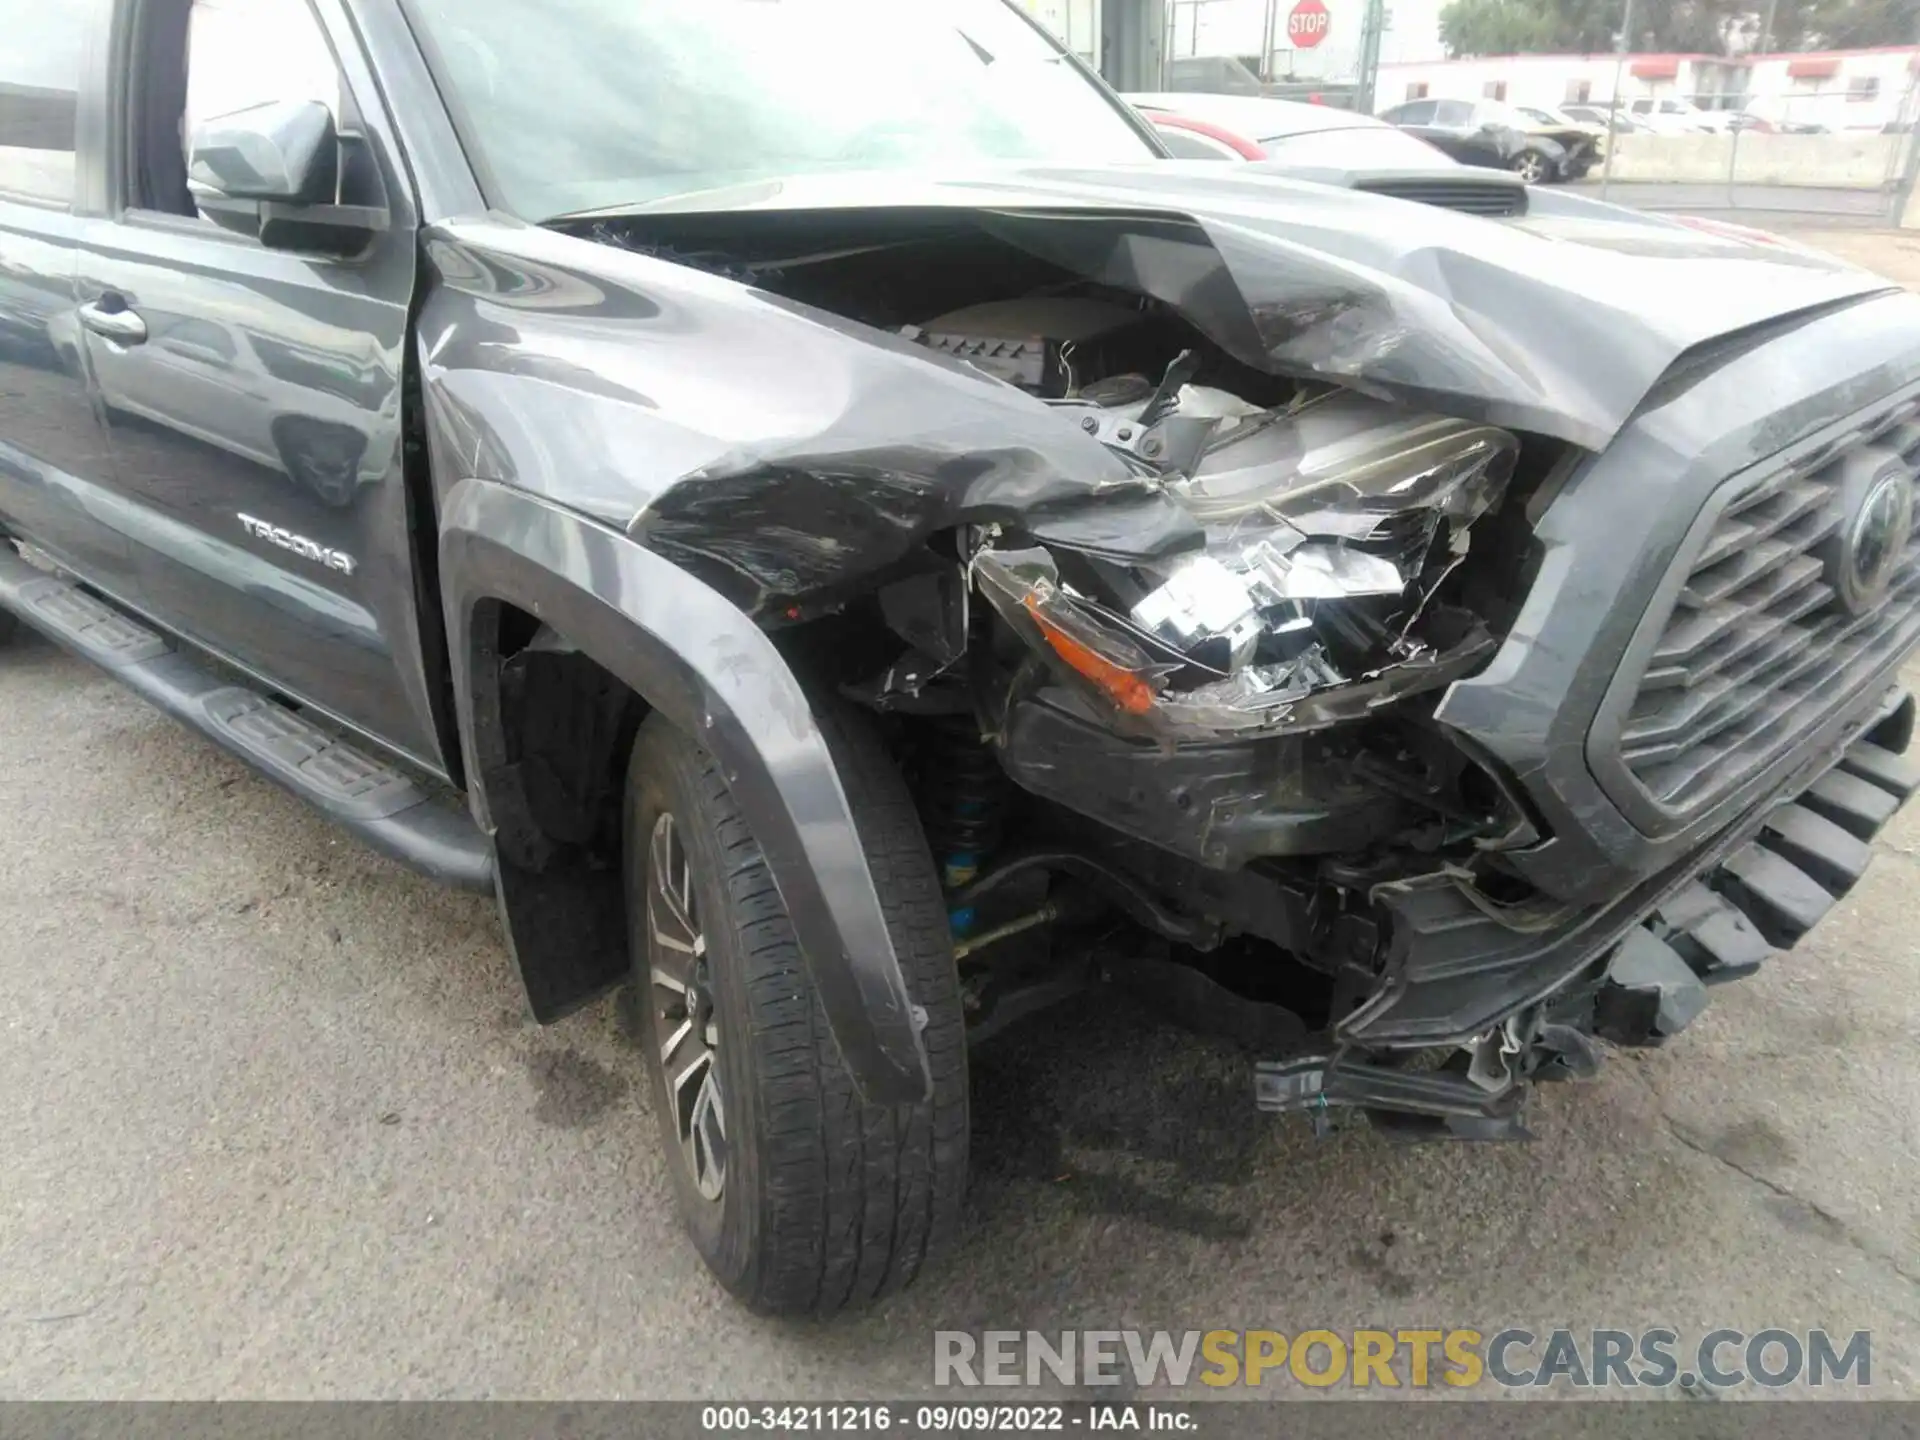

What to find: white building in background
left=1016, top=0, right=1452, bottom=86
left=1376, top=52, right=1745, bottom=112
left=1158, top=0, right=1447, bottom=81
left=1020, top=0, right=1101, bottom=67
left=1376, top=46, right=1920, bottom=129
left=1015, top=0, right=1917, bottom=129
left=1379, top=0, right=1445, bottom=64
left=1163, top=0, right=1445, bottom=83
left=1165, top=0, right=1352, bottom=82
left=1741, top=47, right=1920, bottom=129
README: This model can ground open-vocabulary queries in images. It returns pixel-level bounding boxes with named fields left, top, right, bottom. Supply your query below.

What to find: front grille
left=1352, top=179, right=1527, bottom=217
left=1614, top=397, right=1920, bottom=814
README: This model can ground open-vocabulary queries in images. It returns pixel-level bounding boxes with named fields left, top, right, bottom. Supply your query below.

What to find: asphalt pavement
left=4, top=243, right=1920, bottom=1402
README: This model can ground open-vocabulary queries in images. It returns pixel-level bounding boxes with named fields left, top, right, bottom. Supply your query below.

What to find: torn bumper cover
left=1256, top=696, right=1919, bottom=1140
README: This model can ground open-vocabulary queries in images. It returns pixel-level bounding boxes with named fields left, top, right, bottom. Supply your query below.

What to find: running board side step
left=0, top=552, right=494, bottom=893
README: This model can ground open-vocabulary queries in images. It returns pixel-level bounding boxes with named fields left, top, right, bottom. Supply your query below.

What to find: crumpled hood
left=594, top=161, right=1898, bottom=450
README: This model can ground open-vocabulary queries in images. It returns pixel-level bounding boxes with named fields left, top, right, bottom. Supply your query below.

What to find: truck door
left=0, top=0, right=131, bottom=587
left=76, top=0, right=447, bottom=769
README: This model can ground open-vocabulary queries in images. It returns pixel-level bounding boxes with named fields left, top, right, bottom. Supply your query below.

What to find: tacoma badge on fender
left=238, top=515, right=358, bottom=576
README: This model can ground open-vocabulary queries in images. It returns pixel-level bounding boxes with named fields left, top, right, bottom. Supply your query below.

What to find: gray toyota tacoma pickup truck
left=4, top=0, right=1918, bottom=1316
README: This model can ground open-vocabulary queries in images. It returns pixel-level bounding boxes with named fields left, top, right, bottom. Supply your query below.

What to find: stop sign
left=1288, top=0, right=1331, bottom=48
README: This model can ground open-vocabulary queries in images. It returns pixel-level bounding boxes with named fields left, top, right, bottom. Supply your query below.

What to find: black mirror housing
left=259, top=201, right=389, bottom=253
left=187, top=99, right=385, bottom=255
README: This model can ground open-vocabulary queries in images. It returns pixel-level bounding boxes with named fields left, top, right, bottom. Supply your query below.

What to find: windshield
left=1258, top=126, right=1452, bottom=169
left=403, top=0, right=1159, bottom=219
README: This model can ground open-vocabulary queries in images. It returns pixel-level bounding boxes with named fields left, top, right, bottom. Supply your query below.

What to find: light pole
left=1727, top=0, right=1779, bottom=208
left=1599, top=0, right=1634, bottom=200
left=1356, top=0, right=1387, bottom=112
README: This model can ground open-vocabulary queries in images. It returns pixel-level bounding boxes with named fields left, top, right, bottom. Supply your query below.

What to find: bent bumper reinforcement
left=1257, top=690, right=1918, bottom=1140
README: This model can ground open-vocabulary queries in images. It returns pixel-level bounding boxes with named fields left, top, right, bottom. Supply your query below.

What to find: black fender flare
left=440, top=478, right=931, bottom=1105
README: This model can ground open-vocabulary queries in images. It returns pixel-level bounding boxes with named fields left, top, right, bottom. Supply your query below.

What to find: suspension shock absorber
left=918, top=716, right=1010, bottom=905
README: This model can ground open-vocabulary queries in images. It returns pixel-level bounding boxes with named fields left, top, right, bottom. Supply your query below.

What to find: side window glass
left=1392, top=101, right=1436, bottom=124
left=0, top=0, right=84, bottom=206
left=1433, top=100, right=1474, bottom=125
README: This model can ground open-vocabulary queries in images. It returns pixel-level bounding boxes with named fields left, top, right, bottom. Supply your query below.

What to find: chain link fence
left=1036, top=0, right=1920, bottom=225
left=1585, top=0, right=1920, bottom=226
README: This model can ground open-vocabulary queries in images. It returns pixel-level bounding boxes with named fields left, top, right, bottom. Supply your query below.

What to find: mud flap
left=439, top=480, right=932, bottom=1104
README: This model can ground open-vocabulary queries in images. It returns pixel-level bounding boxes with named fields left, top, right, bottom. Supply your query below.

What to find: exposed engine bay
left=582, top=216, right=1534, bottom=756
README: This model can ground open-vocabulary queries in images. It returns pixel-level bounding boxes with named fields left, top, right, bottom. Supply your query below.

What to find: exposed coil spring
left=918, top=717, right=1008, bottom=890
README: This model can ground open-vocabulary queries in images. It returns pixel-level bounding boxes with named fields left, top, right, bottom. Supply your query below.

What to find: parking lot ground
left=1572, top=180, right=1898, bottom=228
left=3, top=234, right=1920, bottom=1402
left=1781, top=229, right=1920, bottom=289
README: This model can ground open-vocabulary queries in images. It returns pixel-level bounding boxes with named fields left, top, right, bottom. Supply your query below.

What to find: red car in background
left=1126, top=92, right=1530, bottom=216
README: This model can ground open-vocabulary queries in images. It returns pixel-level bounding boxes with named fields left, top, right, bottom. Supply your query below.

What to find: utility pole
left=1599, top=0, right=1634, bottom=200
left=1100, top=0, right=1168, bottom=90
left=1355, top=0, right=1387, bottom=112
left=1895, top=0, right=1920, bottom=224
left=1727, top=0, right=1778, bottom=208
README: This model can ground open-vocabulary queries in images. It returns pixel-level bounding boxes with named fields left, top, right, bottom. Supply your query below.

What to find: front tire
left=1512, top=148, right=1552, bottom=184
left=625, top=701, right=968, bottom=1316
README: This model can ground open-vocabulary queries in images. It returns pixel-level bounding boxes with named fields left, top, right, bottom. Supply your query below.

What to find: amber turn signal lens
left=1020, top=594, right=1156, bottom=716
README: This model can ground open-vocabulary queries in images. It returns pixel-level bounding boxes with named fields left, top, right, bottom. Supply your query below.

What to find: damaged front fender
left=438, top=479, right=932, bottom=1105
left=417, top=218, right=1204, bottom=617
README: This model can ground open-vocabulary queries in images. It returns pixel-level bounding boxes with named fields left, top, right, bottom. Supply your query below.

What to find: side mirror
left=187, top=99, right=386, bottom=255
left=189, top=99, right=338, bottom=204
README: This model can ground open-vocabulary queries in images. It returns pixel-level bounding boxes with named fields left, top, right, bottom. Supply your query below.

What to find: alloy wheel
left=647, top=811, right=727, bottom=1202
left=1514, top=152, right=1547, bottom=184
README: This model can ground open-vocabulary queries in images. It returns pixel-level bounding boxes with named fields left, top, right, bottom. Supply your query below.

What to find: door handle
left=77, top=299, right=148, bottom=345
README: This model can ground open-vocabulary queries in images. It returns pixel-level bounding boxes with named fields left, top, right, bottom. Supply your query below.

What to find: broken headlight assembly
left=976, top=389, right=1519, bottom=739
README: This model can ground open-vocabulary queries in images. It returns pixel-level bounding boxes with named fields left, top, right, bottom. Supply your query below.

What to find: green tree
left=1436, top=0, right=1781, bottom=57
left=1770, top=0, right=1920, bottom=48
left=1437, top=0, right=1559, bottom=56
